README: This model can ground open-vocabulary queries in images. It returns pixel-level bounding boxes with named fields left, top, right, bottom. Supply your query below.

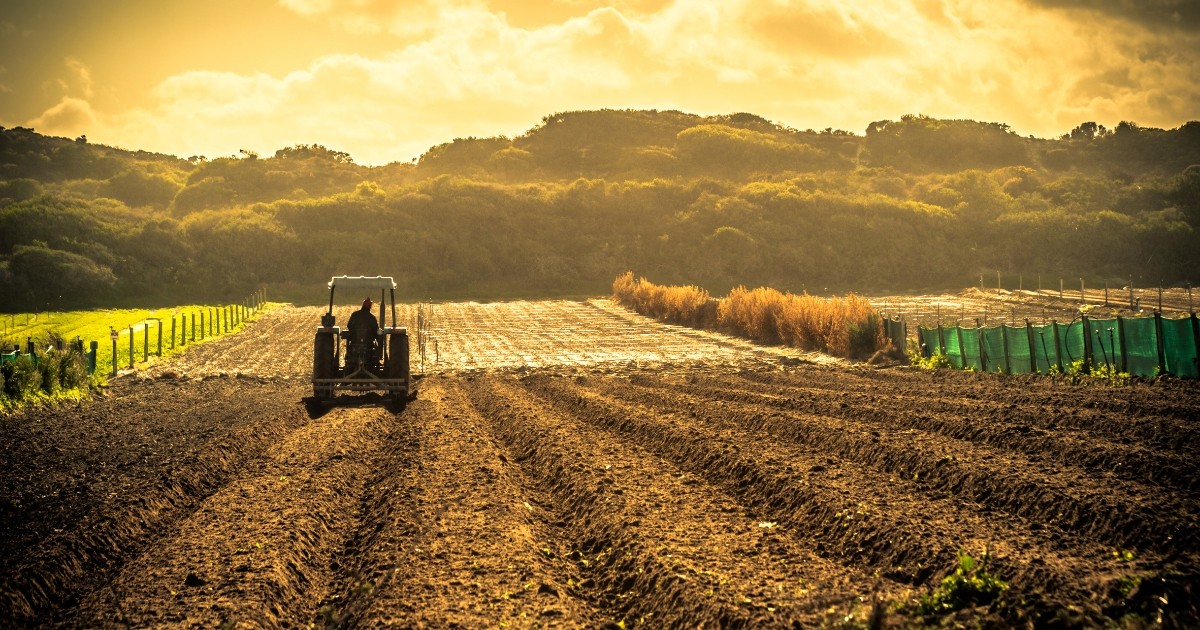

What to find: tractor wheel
left=387, top=332, right=410, bottom=381
left=313, top=332, right=335, bottom=400
left=387, top=332, right=410, bottom=405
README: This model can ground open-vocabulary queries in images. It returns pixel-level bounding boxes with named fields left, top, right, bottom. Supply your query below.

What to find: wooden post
left=128, top=326, right=134, bottom=369
left=1116, top=317, right=1127, bottom=373
left=1001, top=325, right=1012, bottom=374
left=1060, top=277, right=1064, bottom=300
left=956, top=325, right=966, bottom=370
left=156, top=321, right=162, bottom=357
left=1080, top=278, right=1085, bottom=304
left=1159, top=285, right=1163, bottom=313
left=1191, top=314, right=1200, bottom=377
left=111, top=336, right=118, bottom=377
left=1104, top=282, right=1108, bottom=306
left=143, top=324, right=149, bottom=362
left=1026, top=320, right=1037, bottom=373
left=1154, top=311, right=1165, bottom=375
left=1082, top=315, right=1093, bottom=372
left=977, top=319, right=988, bottom=373
left=171, top=317, right=176, bottom=350
left=1052, top=320, right=1063, bottom=373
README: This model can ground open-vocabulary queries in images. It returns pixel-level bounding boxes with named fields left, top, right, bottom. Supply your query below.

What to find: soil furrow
left=521, top=374, right=1140, bottom=625
left=330, top=377, right=600, bottom=627
left=0, top=379, right=310, bottom=625
left=468, top=374, right=908, bottom=627
left=682, top=372, right=1200, bottom=493
left=615, top=373, right=1200, bottom=551
left=65, top=402, right=388, bottom=627
left=736, top=369, right=1200, bottom=453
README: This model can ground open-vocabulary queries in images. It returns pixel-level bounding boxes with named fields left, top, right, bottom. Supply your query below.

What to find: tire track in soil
left=0, top=379, right=311, bottom=625
left=469, top=374, right=912, bottom=628
left=521, top=373, right=1124, bottom=622
left=65, top=403, right=390, bottom=628
left=326, top=376, right=602, bottom=627
left=615, top=372, right=1200, bottom=553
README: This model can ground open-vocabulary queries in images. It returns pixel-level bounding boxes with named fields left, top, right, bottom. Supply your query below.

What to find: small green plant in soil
left=918, top=550, right=1009, bottom=615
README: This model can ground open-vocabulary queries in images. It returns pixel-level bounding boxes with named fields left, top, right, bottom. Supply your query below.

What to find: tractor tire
left=387, top=332, right=410, bottom=401
left=313, top=332, right=335, bottom=400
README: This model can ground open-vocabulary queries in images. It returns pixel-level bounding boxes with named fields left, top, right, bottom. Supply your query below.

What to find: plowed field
left=2, top=300, right=1198, bottom=628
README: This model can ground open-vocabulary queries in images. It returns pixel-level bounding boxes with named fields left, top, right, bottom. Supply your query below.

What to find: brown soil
left=2, top=300, right=1198, bottom=628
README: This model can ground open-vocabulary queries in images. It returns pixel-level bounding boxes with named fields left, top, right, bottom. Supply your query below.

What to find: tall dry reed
left=614, top=272, right=884, bottom=358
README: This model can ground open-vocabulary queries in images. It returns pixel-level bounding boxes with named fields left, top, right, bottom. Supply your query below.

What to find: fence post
left=143, top=323, right=149, bottom=362
left=111, top=334, right=118, bottom=377
left=977, top=320, right=988, bottom=373
left=88, top=340, right=97, bottom=375
left=956, top=325, right=966, bottom=370
left=171, top=317, right=176, bottom=350
left=190, top=313, right=195, bottom=342
left=1052, top=320, right=1063, bottom=373
left=1000, top=325, right=1012, bottom=374
left=156, top=321, right=162, bottom=357
left=1192, top=314, right=1200, bottom=376
left=128, top=326, right=135, bottom=369
left=1026, top=320, right=1037, bottom=373
left=1117, top=316, right=1128, bottom=374
left=1080, top=278, right=1085, bottom=304
left=1154, top=311, right=1165, bottom=376
left=1082, top=315, right=1093, bottom=372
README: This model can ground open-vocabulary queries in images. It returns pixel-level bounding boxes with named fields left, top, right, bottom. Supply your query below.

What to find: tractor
left=311, top=276, right=415, bottom=406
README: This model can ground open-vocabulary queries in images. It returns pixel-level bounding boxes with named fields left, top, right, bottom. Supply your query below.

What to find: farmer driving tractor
left=345, top=297, right=381, bottom=372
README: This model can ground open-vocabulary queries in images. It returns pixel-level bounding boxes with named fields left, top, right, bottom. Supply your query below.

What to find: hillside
left=2, top=110, right=1199, bottom=310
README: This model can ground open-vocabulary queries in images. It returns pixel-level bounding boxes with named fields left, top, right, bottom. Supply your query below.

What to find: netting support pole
left=977, top=319, right=988, bottom=373
left=1052, top=320, right=1064, bottom=373
left=1154, top=312, right=1166, bottom=375
left=1001, top=325, right=1012, bottom=374
left=1026, top=320, right=1037, bottom=374
left=1191, top=314, right=1200, bottom=376
left=1117, top=316, right=1128, bottom=374
left=1082, top=316, right=1093, bottom=373
left=956, top=325, right=967, bottom=371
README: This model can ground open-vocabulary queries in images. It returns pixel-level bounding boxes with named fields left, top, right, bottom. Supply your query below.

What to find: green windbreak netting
left=1090, top=318, right=1123, bottom=372
left=1004, top=325, right=1033, bottom=374
left=1057, top=321, right=1087, bottom=370
left=981, top=326, right=1006, bottom=373
left=884, top=318, right=906, bottom=351
left=919, top=327, right=941, bottom=357
left=1030, top=326, right=1057, bottom=374
left=959, top=327, right=983, bottom=371
left=943, top=327, right=964, bottom=369
left=1162, top=317, right=1198, bottom=378
left=916, top=316, right=1196, bottom=378
left=1122, top=317, right=1160, bottom=377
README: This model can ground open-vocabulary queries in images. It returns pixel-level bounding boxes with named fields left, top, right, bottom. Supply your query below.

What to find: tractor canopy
left=328, top=276, right=397, bottom=291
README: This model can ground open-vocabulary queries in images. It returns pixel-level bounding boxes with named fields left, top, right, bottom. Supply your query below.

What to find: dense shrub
left=1, top=355, right=42, bottom=400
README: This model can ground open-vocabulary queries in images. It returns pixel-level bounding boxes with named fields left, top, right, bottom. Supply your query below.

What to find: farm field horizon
left=2, top=299, right=1198, bottom=627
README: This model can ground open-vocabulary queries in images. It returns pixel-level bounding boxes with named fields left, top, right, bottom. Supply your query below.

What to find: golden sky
left=2, top=0, right=1197, bottom=165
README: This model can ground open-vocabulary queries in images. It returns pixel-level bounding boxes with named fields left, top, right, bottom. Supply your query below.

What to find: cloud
left=74, top=0, right=1200, bottom=164
left=1023, top=0, right=1200, bottom=32
left=28, top=96, right=97, bottom=137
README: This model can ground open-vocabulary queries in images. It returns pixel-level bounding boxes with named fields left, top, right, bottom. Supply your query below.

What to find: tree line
left=1, top=110, right=1198, bottom=311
